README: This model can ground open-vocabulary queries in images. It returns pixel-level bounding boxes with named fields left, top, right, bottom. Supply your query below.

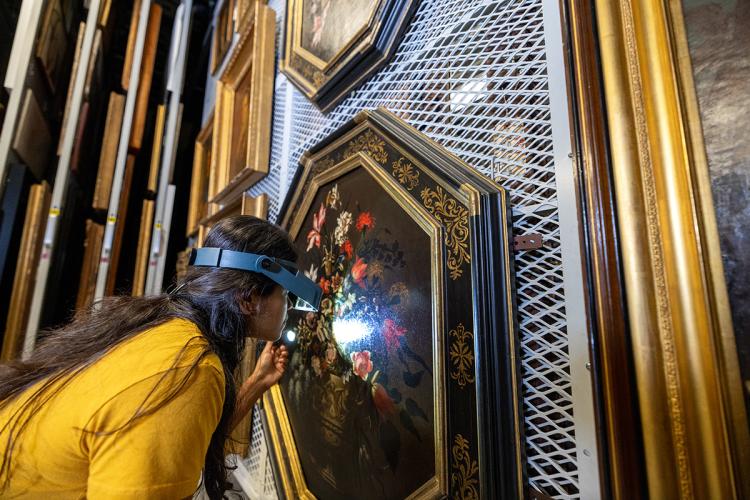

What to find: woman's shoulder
left=102, top=317, right=224, bottom=382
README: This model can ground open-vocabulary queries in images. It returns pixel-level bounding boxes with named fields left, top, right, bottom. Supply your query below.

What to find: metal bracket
left=513, top=233, right=543, bottom=251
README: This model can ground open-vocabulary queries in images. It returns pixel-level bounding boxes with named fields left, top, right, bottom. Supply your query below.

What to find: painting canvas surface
left=279, top=167, right=435, bottom=499
left=300, top=0, right=378, bottom=63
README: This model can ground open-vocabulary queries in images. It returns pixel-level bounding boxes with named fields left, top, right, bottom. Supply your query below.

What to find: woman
left=0, top=215, right=314, bottom=499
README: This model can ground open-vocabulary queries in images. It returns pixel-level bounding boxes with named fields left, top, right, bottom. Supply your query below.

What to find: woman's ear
left=237, top=290, right=262, bottom=316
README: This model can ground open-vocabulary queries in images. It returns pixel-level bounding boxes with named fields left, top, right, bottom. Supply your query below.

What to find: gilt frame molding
left=593, top=0, right=750, bottom=497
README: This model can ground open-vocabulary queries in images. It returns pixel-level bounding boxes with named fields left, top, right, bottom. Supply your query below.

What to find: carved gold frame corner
left=210, top=2, right=275, bottom=205
left=594, top=0, right=750, bottom=497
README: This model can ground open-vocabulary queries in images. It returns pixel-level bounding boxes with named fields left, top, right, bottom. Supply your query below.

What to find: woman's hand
left=230, top=342, right=289, bottom=431
left=250, top=342, right=289, bottom=391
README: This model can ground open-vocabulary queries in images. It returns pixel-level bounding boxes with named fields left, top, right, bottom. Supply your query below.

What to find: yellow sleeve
left=85, top=360, right=225, bottom=499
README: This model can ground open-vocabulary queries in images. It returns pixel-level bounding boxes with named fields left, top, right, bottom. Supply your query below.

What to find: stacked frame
left=265, top=108, right=524, bottom=499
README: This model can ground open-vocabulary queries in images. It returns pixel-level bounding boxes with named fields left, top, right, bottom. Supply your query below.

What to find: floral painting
left=280, top=168, right=435, bottom=499
left=300, top=0, right=378, bottom=63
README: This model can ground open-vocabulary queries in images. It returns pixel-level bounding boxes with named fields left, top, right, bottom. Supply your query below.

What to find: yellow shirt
left=0, top=318, right=226, bottom=499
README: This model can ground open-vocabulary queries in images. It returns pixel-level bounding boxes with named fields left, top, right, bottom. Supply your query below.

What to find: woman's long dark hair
left=0, top=215, right=297, bottom=498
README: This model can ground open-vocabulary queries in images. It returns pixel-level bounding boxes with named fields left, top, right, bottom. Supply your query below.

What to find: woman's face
left=245, top=285, right=290, bottom=342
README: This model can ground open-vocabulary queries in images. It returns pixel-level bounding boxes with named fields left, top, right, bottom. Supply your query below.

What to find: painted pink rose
left=383, top=319, right=406, bottom=352
left=350, top=350, right=373, bottom=380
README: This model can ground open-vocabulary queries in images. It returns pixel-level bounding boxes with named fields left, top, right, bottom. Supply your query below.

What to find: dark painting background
left=682, top=0, right=750, bottom=403
left=279, top=167, right=436, bottom=499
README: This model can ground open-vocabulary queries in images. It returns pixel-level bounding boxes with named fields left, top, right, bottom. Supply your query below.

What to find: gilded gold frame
left=200, top=192, right=267, bottom=232
left=280, top=2, right=415, bottom=112
left=290, top=0, right=381, bottom=73
left=210, top=0, right=235, bottom=75
left=284, top=120, right=472, bottom=234
left=210, top=3, right=275, bottom=205
left=235, top=0, right=260, bottom=34
left=594, top=0, right=750, bottom=497
left=187, top=112, right=214, bottom=237
left=132, top=199, right=154, bottom=297
left=264, top=152, right=448, bottom=499
left=1, top=183, right=50, bottom=362
left=35, top=0, right=66, bottom=93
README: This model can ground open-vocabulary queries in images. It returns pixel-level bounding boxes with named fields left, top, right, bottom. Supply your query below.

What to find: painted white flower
left=326, top=184, right=341, bottom=209
left=336, top=292, right=357, bottom=317
left=305, top=263, right=319, bottom=281
left=334, top=211, right=352, bottom=245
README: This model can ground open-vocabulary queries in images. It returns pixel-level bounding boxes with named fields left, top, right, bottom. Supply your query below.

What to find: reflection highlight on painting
left=280, top=169, right=435, bottom=499
left=300, top=0, right=378, bottom=63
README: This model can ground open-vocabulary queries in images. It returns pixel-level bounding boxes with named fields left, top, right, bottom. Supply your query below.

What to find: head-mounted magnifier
left=188, top=247, right=321, bottom=312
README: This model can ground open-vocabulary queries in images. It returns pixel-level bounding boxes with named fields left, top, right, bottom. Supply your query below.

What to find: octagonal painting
left=266, top=108, right=525, bottom=500
left=276, top=156, right=441, bottom=499
left=283, top=0, right=417, bottom=112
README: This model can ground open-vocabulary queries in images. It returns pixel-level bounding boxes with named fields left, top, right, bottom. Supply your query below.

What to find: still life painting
left=283, top=0, right=417, bottom=111
left=265, top=108, right=524, bottom=499
left=279, top=167, right=436, bottom=499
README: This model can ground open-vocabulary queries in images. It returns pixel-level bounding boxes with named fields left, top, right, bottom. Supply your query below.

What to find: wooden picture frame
left=12, top=89, right=51, bottom=180
left=105, top=154, right=137, bottom=296
left=210, top=2, right=275, bottom=205
left=266, top=108, right=523, bottom=499
left=76, top=219, right=105, bottom=310
left=0, top=164, right=34, bottom=340
left=235, top=0, right=255, bottom=33
left=35, top=0, right=67, bottom=93
left=83, top=28, right=103, bottom=100
left=57, top=22, right=85, bottom=156
left=282, top=0, right=417, bottom=112
left=92, top=92, right=126, bottom=211
left=200, top=192, right=267, bottom=231
left=592, top=0, right=750, bottom=496
left=147, top=104, right=168, bottom=193
left=69, top=100, right=89, bottom=174
left=122, top=0, right=142, bottom=90
left=2, top=182, right=51, bottom=362
left=210, top=0, right=235, bottom=75
left=132, top=199, right=155, bottom=297
left=129, top=3, right=162, bottom=150
left=187, top=112, right=214, bottom=237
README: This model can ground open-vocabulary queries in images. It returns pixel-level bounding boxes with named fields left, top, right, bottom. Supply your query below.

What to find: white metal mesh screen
left=246, top=0, right=581, bottom=497
left=234, top=409, right=279, bottom=499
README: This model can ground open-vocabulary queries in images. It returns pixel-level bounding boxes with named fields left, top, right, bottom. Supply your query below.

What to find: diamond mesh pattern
left=246, top=0, right=581, bottom=497
left=236, top=409, right=279, bottom=499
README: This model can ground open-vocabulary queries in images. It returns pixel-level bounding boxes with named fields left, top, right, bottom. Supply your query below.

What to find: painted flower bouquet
left=287, top=182, right=432, bottom=472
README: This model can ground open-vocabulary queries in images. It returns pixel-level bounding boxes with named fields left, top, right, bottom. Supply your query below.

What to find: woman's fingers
left=262, top=340, right=274, bottom=355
